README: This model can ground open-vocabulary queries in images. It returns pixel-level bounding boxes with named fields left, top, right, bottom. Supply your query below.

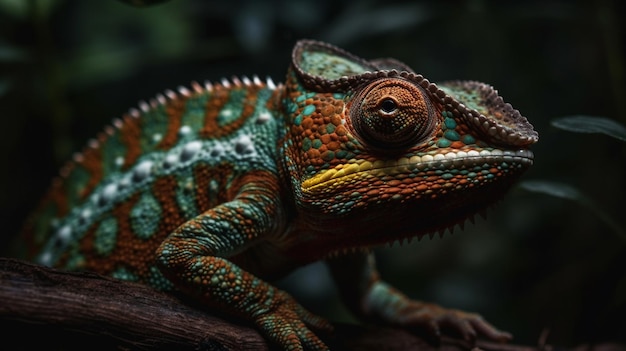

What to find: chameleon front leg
left=326, top=251, right=512, bottom=344
left=155, top=178, right=332, bottom=351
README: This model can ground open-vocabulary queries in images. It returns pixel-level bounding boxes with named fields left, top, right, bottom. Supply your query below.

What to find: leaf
left=520, top=180, right=626, bottom=242
left=322, top=4, right=432, bottom=44
left=551, top=115, right=626, bottom=142
left=520, top=180, right=585, bottom=201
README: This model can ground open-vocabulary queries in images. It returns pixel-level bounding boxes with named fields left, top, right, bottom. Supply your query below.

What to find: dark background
left=1, top=0, right=624, bottom=348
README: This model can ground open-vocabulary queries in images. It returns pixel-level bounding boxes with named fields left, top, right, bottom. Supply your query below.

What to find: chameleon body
left=20, top=40, right=538, bottom=350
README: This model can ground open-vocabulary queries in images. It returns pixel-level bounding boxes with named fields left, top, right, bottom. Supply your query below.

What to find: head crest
left=291, top=40, right=537, bottom=146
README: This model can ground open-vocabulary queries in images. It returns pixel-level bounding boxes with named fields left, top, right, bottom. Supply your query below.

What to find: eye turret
left=348, top=78, right=437, bottom=149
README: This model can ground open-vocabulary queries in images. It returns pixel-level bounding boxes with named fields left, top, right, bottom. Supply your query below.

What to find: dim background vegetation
left=1, top=0, right=624, bottom=347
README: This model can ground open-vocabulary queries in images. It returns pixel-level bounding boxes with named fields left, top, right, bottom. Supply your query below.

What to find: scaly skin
left=18, top=40, right=538, bottom=350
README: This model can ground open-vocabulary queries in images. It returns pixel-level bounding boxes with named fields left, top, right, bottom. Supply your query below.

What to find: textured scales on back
left=20, top=40, right=538, bottom=351
left=22, top=76, right=283, bottom=286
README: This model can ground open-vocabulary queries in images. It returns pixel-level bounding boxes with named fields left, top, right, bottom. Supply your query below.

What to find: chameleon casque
left=19, top=40, right=538, bottom=350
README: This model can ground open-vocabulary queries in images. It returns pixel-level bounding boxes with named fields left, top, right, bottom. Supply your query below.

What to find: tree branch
left=1, top=257, right=613, bottom=351
left=0, top=257, right=266, bottom=350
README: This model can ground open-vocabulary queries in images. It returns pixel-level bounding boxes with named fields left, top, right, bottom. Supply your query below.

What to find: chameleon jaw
left=301, top=148, right=534, bottom=193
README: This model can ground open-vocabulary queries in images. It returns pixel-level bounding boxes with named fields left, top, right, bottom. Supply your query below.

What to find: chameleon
left=17, top=40, right=538, bottom=350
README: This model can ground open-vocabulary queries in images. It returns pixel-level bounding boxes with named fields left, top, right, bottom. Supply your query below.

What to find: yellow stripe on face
left=301, top=158, right=413, bottom=192
left=299, top=147, right=536, bottom=194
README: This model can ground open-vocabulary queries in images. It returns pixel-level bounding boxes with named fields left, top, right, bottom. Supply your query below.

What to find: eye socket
left=379, top=98, right=398, bottom=114
left=348, top=78, right=437, bottom=149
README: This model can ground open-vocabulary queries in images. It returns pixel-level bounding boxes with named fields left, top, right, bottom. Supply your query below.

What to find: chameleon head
left=282, top=40, right=538, bottom=247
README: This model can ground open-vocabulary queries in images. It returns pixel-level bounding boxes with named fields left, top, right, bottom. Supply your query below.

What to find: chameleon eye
left=379, top=98, right=398, bottom=115
left=349, top=78, right=437, bottom=149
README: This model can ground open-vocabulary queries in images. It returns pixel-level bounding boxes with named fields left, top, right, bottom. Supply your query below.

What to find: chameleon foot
left=397, top=302, right=512, bottom=344
left=253, top=290, right=333, bottom=351
left=361, top=280, right=511, bottom=344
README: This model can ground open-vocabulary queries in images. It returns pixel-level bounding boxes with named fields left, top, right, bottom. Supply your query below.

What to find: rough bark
left=0, top=257, right=620, bottom=351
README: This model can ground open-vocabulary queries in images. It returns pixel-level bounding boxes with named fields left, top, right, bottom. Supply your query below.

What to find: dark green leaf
left=519, top=180, right=585, bottom=201
left=551, top=115, right=626, bottom=142
left=520, top=180, right=626, bottom=242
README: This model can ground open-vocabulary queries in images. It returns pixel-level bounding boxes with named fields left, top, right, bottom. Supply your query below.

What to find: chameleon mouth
left=301, top=148, right=534, bottom=192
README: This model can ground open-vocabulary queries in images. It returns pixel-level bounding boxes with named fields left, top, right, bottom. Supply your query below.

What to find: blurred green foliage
left=1, top=0, right=624, bottom=347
